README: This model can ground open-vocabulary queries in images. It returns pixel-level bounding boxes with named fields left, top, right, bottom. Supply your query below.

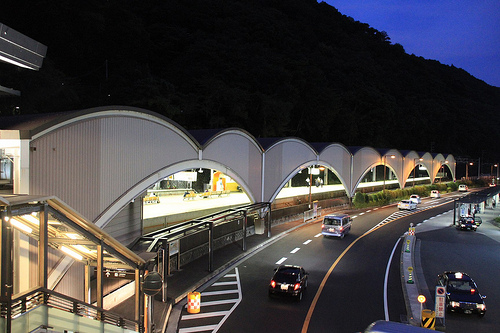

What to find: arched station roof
left=0, top=106, right=456, bottom=230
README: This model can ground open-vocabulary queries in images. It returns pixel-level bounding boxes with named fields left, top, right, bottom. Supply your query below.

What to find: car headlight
left=477, top=303, right=486, bottom=311
left=450, top=301, right=460, bottom=308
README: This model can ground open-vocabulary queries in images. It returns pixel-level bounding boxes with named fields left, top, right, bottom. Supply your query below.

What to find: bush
left=352, top=181, right=459, bottom=209
left=353, top=192, right=367, bottom=207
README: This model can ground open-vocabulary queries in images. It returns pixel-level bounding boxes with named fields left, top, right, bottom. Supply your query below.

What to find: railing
left=0, top=287, right=141, bottom=332
left=303, top=207, right=322, bottom=222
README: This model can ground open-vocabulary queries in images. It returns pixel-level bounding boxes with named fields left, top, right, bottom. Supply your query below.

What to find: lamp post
left=413, top=158, right=423, bottom=187
left=383, top=155, right=395, bottom=191
left=466, top=162, right=473, bottom=179
left=439, top=160, right=448, bottom=183
left=308, top=166, right=312, bottom=209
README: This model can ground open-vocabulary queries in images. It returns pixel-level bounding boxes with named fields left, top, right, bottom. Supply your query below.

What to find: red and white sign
left=435, top=286, right=446, bottom=318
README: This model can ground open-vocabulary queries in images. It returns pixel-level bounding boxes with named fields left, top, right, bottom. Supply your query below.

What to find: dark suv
left=437, top=271, right=486, bottom=317
left=269, top=265, right=308, bottom=301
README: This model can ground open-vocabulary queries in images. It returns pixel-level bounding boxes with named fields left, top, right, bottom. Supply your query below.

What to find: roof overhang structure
left=0, top=194, right=146, bottom=330
left=0, top=194, right=145, bottom=269
left=0, top=23, right=47, bottom=71
left=455, top=186, right=500, bottom=204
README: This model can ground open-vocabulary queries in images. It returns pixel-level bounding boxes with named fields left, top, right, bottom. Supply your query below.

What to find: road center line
left=276, top=257, right=287, bottom=265
left=303, top=240, right=312, bottom=245
left=290, top=247, right=300, bottom=253
left=301, top=201, right=452, bottom=333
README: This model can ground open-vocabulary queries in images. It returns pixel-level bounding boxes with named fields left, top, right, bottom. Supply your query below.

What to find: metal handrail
left=0, top=287, right=141, bottom=332
left=132, top=202, right=270, bottom=247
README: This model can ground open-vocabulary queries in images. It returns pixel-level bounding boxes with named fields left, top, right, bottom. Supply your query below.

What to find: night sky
left=327, top=0, right=500, bottom=87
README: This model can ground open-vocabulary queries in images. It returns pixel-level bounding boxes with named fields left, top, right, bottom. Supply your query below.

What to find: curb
left=401, top=234, right=420, bottom=326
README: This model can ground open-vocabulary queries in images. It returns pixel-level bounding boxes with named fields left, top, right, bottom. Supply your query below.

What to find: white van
left=321, top=214, right=352, bottom=239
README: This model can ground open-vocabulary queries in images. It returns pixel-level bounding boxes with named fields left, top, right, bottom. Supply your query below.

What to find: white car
left=458, top=184, right=468, bottom=192
left=430, top=190, right=441, bottom=198
left=398, top=200, right=417, bottom=210
left=409, top=194, right=421, bottom=204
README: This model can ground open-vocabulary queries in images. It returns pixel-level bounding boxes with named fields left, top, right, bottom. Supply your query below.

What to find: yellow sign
left=418, top=295, right=426, bottom=303
left=408, top=267, right=413, bottom=272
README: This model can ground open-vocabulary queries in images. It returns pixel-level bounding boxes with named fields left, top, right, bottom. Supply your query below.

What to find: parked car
left=409, top=194, right=421, bottom=204
left=459, top=184, right=468, bottom=192
left=398, top=200, right=417, bottom=210
left=437, top=271, right=486, bottom=317
left=430, top=190, right=441, bottom=198
left=269, top=265, right=308, bottom=301
left=321, top=214, right=352, bottom=239
left=457, top=216, right=477, bottom=231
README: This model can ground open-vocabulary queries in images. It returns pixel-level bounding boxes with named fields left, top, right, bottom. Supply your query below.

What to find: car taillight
left=471, top=288, right=476, bottom=294
left=339, top=226, right=343, bottom=231
left=294, top=283, right=301, bottom=291
left=321, top=224, right=325, bottom=228
left=270, top=280, right=276, bottom=288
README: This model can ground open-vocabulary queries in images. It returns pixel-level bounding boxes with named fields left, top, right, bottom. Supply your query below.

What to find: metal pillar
left=1, top=207, right=14, bottom=333
left=161, top=240, right=168, bottom=303
left=242, top=211, right=247, bottom=251
left=97, top=242, right=104, bottom=314
left=38, top=204, right=48, bottom=288
left=135, top=268, right=141, bottom=329
left=208, top=222, right=213, bottom=272
left=453, top=200, right=457, bottom=225
left=84, top=265, right=91, bottom=304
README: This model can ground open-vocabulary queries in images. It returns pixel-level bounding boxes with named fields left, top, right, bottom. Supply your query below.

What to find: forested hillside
left=1, top=0, right=499, bottom=160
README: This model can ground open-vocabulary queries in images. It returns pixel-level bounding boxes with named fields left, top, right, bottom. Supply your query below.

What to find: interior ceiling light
left=10, top=218, right=32, bottom=234
left=22, top=214, right=39, bottom=225
left=60, top=246, right=83, bottom=261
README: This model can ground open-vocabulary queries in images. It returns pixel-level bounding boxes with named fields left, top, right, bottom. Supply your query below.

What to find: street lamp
left=413, top=158, right=423, bottom=187
left=439, top=160, right=448, bottom=183
left=466, top=162, right=473, bottom=179
left=383, top=155, right=395, bottom=191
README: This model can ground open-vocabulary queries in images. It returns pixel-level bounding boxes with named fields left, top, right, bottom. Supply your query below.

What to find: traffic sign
left=435, top=286, right=446, bottom=318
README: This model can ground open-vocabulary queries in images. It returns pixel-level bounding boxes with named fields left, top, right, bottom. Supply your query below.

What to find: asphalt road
left=173, top=193, right=499, bottom=333
left=418, top=213, right=500, bottom=332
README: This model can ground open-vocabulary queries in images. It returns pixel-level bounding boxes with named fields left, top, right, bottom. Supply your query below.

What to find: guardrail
left=0, top=287, right=141, bottom=332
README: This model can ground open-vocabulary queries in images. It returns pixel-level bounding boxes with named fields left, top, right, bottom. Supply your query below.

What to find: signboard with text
left=435, top=286, right=446, bottom=318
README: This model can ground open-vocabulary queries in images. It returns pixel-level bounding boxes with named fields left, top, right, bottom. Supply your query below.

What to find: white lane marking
left=384, top=237, right=402, bottom=321
left=276, top=257, right=287, bottom=265
left=212, top=267, right=242, bottom=333
left=303, top=240, right=312, bottom=245
left=374, top=208, right=379, bottom=210
left=201, top=290, right=238, bottom=296
left=199, top=299, right=239, bottom=306
left=366, top=210, right=372, bottom=213
left=182, top=311, right=229, bottom=320
left=212, top=281, right=237, bottom=286
left=352, top=216, right=358, bottom=219
left=179, top=324, right=218, bottom=333
left=179, top=268, right=242, bottom=333
left=359, top=212, right=365, bottom=215
left=290, top=247, right=300, bottom=254
left=314, top=233, right=322, bottom=238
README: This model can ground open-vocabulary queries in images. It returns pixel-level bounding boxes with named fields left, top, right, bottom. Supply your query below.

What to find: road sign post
left=435, top=286, right=446, bottom=317
left=417, top=295, right=426, bottom=327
